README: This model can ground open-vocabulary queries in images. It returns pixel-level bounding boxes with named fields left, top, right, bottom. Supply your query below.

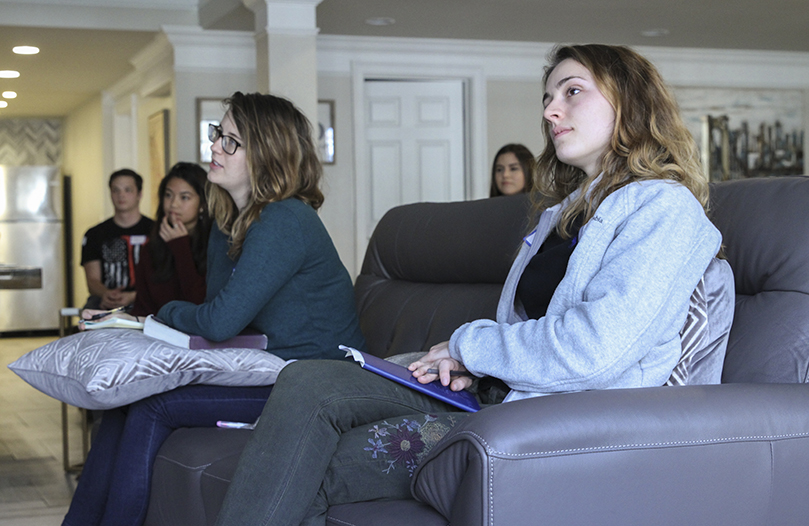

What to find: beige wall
left=62, top=95, right=105, bottom=308
left=63, top=93, right=174, bottom=307
left=317, top=74, right=357, bottom=274
left=136, top=95, right=173, bottom=217
left=486, top=80, right=545, bottom=165
left=172, top=69, right=257, bottom=167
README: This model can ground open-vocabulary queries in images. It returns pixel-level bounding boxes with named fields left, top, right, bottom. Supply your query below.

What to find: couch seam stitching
left=324, top=515, right=356, bottom=526
left=452, top=430, right=809, bottom=458
left=489, top=456, right=494, bottom=526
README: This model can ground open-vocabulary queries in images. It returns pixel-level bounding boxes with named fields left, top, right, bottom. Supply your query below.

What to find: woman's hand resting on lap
left=408, top=341, right=474, bottom=391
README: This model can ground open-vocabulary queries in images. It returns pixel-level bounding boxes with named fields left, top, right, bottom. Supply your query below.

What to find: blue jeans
left=62, top=384, right=273, bottom=526
left=214, top=360, right=467, bottom=526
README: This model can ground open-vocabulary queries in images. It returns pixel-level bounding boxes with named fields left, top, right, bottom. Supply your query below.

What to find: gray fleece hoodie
left=449, top=179, right=733, bottom=402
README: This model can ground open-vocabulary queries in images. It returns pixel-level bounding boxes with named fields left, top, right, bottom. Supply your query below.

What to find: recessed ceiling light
left=0, top=101, right=8, bottom=109
left=641, top=28, right=670, bottom=37
left=13, top=46, right=39, bottom=55
left=365, top=17, right=395, bottom=26
left=0, top=70, right=20, bottom=78
left=2, top=91, right=17, bottom=99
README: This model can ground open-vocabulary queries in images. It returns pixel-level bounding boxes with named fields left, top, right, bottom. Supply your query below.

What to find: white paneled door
left=362, top=79, right=466, bottom=241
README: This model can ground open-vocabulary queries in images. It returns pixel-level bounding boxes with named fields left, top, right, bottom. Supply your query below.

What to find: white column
left=243, top=0, right=322, bottom=126
left=160, top=26, right=256, bottom=163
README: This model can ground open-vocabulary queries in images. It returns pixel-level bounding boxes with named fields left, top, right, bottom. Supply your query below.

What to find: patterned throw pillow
left=667, top=276, right=709, bottom=386
left=8, top=329, right=290, bottom=410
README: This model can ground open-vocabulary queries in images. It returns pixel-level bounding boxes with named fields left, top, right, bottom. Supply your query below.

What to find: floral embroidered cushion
left=316, top=413, right=467, bottom=506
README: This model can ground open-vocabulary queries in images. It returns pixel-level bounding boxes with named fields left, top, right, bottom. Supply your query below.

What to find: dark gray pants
left=214, top=359, right=468, bottom=526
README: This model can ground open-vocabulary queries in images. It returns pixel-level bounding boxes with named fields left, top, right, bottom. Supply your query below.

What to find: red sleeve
left=167, top=236, right=207, bottom=305
left=131, top=245, right=158, bottom=316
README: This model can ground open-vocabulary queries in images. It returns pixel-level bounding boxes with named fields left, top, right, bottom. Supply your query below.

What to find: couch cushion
left=327, top=501, right=447, bottom=526
left=356, top=194, right=532, bottom=358
left=709, top=177, right=809, bottom=383
left=144, top=427, right=253, bottom=526
left=190, top=428, right=450, bottom=526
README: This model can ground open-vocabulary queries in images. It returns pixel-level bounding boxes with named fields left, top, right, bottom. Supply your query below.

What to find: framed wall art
left=196, top=98, right=225, bottom=164
left=674, top=87, right=804, bottom=181
left=318, top=100, right=335, bottom=164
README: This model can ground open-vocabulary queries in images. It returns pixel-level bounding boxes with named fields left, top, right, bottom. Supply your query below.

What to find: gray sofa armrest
left=413, top=383, right=809, bottom=526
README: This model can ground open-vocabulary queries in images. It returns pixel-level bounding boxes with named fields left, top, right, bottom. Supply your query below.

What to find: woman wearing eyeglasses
left=62, top=92, right=367, bottom=526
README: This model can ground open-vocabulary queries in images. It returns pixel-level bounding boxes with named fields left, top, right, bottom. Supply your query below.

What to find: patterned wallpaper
left=0, top=118, right=62, bottom=166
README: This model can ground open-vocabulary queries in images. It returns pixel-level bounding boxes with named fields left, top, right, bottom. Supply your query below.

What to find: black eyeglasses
left=208, top=124, right=242, bottom=155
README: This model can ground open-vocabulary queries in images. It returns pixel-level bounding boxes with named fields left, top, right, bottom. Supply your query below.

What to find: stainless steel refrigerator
left=0, top=165, right=66, bottom=331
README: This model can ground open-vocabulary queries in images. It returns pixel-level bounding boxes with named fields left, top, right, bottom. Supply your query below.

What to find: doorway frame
left=350, top=61, right=487, bottom=272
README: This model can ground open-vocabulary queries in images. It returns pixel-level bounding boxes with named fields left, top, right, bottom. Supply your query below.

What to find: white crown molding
left=637, top=45, right=809, bottom=88
left=138, top=70, right=173, bottom=98
left=106, top=68, right=147, bottom=100
left=318, top=35, right=809, bottom=89
left=260, top=27, right=319, bottom=36
left=244, top=0, right=321, bottom=35
left=318, top=35, right=551, bottom=81
left=162, top=25, right=256, bottom=72
left=103, top=33, right=173, bottom=99
left=129, top=33, right=173, bottom=74
left=5, top=0, right=197, bottom=8
left=0, top=0, right=197, bottom=30
left=104, top=62, right=171, bottom=101
left=107, top=25, right=256, bottom=101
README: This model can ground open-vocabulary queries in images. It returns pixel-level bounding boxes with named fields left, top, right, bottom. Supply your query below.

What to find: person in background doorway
left=489, top=143, right=536, bottom=197
left=80, top=169, right=154, bottom=310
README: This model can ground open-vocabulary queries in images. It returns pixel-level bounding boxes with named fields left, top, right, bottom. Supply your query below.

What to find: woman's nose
left=543, top=103, right=559, bottom=123
left=210, top=136, right=222, bottom=154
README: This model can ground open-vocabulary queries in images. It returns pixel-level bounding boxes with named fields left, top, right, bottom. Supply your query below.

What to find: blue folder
left=341, top=345, right=481, bottom=412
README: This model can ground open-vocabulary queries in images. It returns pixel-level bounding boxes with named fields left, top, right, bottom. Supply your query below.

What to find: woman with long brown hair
left=129, top=161, right=212, bottom=315
left=63, top=93, right=366, bottom=526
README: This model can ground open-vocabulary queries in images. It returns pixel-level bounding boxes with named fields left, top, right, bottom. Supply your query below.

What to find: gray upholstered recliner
left=145, top=176, right=809, bottom=526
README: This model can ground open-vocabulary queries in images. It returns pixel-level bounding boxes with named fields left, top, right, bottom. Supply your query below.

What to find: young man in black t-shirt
left=80, top=169, right=154, bottom=309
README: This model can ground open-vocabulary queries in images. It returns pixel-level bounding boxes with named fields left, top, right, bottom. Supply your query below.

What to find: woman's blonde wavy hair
left=535, top=44, right=708, bottom=238
left=208, top=92, right=324, bottom=259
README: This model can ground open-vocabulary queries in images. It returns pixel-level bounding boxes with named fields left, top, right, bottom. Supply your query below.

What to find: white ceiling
left=1, top=0, right=808, bottom=118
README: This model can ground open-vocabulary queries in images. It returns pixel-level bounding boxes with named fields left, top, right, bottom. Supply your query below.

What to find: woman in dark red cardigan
left=131, top=162, right=211, bottom=317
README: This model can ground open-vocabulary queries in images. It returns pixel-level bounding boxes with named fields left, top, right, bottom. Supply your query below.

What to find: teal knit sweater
left=157, top=198, right=366, bottom=361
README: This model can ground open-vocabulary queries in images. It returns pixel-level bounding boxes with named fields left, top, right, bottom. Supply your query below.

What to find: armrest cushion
left=412, top=384, right=809, bottom=526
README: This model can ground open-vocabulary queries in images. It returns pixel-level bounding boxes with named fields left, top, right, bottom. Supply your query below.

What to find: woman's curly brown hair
left=535, top=44, right=707, bottom=238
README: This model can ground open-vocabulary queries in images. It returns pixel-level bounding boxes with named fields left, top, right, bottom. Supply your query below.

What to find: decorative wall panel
left=0, top=119, right=62, bottom=166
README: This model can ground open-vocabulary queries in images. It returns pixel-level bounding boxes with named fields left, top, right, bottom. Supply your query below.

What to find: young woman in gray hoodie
left=214, top=44, right=735, bottom=526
